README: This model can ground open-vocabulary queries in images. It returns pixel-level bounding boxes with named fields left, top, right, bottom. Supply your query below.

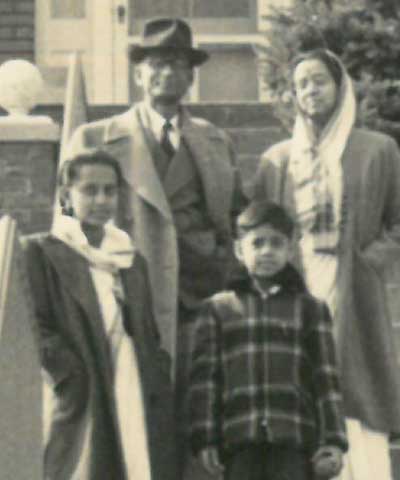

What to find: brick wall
left=0, top=141, right=58, bottom=233
left=0, top=0, right=34, bottom=64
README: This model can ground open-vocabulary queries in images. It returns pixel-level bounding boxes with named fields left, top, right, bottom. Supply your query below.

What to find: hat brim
left=129, top=45, right=209, bottom=66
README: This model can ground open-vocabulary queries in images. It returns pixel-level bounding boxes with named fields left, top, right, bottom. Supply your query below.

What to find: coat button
left=261, top=418, right=268, bottom=428
left=260, top=418, right=273, bottom=441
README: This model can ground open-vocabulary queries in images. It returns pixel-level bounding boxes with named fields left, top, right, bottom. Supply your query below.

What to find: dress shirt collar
left=143, top=102, right=181, bottom=149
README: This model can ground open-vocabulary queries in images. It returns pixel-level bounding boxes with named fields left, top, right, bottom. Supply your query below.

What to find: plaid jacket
left=189, top=264, right=348, bottom=455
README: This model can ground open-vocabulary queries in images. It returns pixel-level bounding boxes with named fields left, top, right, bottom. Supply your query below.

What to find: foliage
left=258, top=0, right=400, bottom=141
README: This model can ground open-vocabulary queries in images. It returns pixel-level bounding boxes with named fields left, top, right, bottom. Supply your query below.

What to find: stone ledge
left=0, top=120, right=60, bottom=141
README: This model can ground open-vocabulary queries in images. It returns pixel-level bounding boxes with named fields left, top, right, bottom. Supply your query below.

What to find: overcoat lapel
left=104, top=105, right=172, bottom=221
left=41, top=239, right=114, bottom=394
left=181, top=111, right=234, bottom=231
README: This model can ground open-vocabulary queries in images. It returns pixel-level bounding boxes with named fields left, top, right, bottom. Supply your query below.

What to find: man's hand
left=312, top=445, right=344, bottom=478
left=199, top=446, right=225, bottom=476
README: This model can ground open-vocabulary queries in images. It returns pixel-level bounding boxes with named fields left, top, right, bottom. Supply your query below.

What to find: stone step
left=236, top=153, right=261, bottom=197
left=186, top=102, right=284, bottom=129
left=34, top=96, right=285, bottom=129
left=32, top=103, right=284, bottom=131
left=31, top=105, right=286, bottom=158
left=228, top=126, right=287, bottom=155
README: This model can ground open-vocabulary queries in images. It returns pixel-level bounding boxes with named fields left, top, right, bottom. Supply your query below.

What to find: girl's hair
left=236, top=201, right=295, bottom=239
left=290, top=48, right=343, bottom=89
left=58, top=150, right=123, bottom=189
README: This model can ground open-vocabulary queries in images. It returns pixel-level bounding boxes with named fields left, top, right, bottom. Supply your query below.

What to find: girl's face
left=63, top=164, right=119, bottom=226
left=293, top=58, right=338, bottom=126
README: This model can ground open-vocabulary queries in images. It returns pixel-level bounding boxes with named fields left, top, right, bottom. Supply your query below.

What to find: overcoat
left=254, top=128, right=400, bottom=434
left=23, top=234, right=177, bottom=480
left=65, top=103, right=240, bottom=359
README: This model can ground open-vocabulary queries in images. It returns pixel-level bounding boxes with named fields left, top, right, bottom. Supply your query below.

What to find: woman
left=254, top=49, right=400, bottom=479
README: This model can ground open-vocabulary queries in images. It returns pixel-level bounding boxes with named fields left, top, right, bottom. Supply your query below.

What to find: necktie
left=160, top=121, right=175, bottom=159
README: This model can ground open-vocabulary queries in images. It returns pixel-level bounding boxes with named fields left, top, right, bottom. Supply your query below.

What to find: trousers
left=224, top=444, right=312, bottom=480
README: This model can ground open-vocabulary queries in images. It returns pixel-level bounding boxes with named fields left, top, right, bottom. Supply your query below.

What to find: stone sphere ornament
left=0, top=60, right=44, bottom=118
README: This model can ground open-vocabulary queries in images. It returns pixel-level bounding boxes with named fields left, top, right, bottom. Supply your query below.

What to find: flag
left=54, top=51, right=89, bottom=219
left=59, top=51, right=88, bottom=165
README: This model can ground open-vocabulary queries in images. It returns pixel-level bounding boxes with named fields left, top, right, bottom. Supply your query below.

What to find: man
left=66, top=16, right=245, bottom=478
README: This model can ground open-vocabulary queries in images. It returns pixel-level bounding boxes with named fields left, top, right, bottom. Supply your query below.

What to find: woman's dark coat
left=23, top=234, right=177, bottom=480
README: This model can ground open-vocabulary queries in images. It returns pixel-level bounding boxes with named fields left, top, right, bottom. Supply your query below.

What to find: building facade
left=32, top=0, right=288, bottom=104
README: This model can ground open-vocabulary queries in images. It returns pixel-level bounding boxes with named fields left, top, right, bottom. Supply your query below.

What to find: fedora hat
left=129, top=18, right=209, bottom=66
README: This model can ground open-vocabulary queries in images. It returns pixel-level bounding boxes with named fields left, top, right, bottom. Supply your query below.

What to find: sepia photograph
left=0, top=0, right=400, bottom=479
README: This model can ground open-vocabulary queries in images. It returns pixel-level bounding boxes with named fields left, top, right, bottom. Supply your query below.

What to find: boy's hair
left=236, top=201, right=295, bottom=239
left=58, top=150, right=123, bottom=189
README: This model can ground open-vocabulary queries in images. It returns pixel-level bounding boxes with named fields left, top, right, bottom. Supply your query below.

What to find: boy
left=189, top=201, right=347, bottom=480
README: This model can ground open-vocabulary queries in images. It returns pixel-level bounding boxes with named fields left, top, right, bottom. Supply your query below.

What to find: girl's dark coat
left=23, top=234, right=177, bottom=480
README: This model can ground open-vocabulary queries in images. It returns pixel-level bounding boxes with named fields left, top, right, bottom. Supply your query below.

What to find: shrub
left=258, top=0, right=400, bottom=141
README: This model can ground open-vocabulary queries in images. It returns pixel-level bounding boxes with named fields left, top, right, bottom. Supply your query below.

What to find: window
left=192, top=0, right=250, bottom=18
left=51, top=0, right=85, bottom=18
left=132, top=0, right=250, bottom=18
left=197, top=45, right=258, bottom=101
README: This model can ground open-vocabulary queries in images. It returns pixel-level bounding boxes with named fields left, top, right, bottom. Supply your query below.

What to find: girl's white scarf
left=51, top=215, right=135, bottom=272
left=290, top=50, right=356, bottom=252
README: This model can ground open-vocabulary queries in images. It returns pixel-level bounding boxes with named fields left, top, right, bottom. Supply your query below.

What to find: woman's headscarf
left=289, top=49, right=356, bottom=253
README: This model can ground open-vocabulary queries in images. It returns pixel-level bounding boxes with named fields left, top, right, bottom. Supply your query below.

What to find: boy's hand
left=312, top=445, right=343, bottom=478
left=199, top=446, right=225, bottom=476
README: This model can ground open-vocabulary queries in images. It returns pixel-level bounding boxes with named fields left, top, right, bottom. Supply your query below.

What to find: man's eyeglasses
left=145, top=57, right=191, bottom=71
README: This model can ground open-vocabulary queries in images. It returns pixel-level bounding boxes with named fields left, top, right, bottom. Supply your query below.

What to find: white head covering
left=289, top=50, right=356, bottom=248
left=51, top=215, right=135, bottom=272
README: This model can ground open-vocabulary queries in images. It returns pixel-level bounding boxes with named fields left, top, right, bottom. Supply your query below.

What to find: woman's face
left=293, top=58, right=339, bottom=125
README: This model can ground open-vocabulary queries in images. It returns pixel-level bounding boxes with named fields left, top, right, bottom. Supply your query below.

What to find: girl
left=24, top=150, right=177, bottom=480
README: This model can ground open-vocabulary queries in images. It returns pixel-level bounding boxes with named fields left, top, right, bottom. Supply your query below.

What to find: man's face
left=134, top=51, right=194, bottom=106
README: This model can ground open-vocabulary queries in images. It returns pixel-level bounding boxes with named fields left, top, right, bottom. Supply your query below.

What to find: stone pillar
left=0, top=60, right=59, bottom=479
left=0, top=121, right=60, bottom=233
left=0, top=60, right=60, bottom=233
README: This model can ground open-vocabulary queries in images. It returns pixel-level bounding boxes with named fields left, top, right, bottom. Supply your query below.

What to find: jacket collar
left=102, top=102, right=222, bottom=144
left=229, top=263, right=308, bottom=297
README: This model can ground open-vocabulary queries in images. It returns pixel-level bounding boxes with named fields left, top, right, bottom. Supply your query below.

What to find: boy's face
left=62, top=164, right=119, bottom=226
left=235, top=224, right=293, bottom=278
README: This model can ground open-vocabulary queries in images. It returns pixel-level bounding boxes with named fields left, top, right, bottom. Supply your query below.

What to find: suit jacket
left=23, top=234, right=177, bottom=480
left=254, top=128, right=400, bottom=434
left=65, top=102, right=244, bottom=359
